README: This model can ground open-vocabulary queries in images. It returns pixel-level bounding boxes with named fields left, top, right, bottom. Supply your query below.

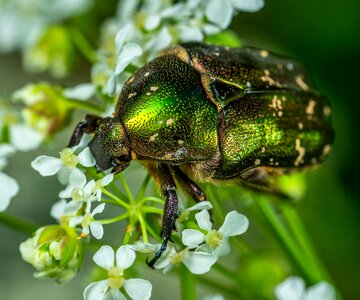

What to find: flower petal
left=10, top=124, right=43, bottom=151
left=101, top=173, right=114, bottom=186
left=183, top=251, right=217, bottom=274
left=92, top=203, right=105, bottom=215
left=187, top=201, right=213, bottom=211
left=69, top=216, right=83, bottom=227
left=230, top=0, right=264, bottom=12
left=275, top=276, right=305, bottom=300
left=83, top=280, right=109, bottom=300
left=78, top=147, right=96, bottom=167
left=206, top=0, right=233, bottom=29
left=182, top=229, right=205, bottom=248
left=93, top=245, right=114, bottom=270
left=0, top=172, right=19, bottom=211
left=63, top=83, right=96, bottom=101
left=214, top=238, right=231, bottom=257
left=195, top=209, right=212, bottom=231
left=115, top=43, right=142, bottom=75
left=304, top=281, right=336, bottom=300
left=50, top=199, right=67, bottom=220
left=115, top=25, right=131, bottom=53
left=31, top=156, right=62, bottom=176
left=110, top=288, right=127, bottom=300
left=124, top=278, right=152, bottom=300
left=218, top=211, right=249, bottom=237
left=115, top=245, right=136, bottom=269
left=0, top=144, right=16, bottom=159
left=90, top=222, right=104, bottom=239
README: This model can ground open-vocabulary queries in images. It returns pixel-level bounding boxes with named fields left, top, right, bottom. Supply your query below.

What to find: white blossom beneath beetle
left=275, top=276, right=337, bottom=300
left=84, top=245, right=152, bottom=300
left=69, top=202, right=105, bottom=239
left=182, top=210, right=249, bottom=257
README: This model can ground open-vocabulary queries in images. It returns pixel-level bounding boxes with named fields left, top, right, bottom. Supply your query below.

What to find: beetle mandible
left=68, top=42, right=335, bottom=267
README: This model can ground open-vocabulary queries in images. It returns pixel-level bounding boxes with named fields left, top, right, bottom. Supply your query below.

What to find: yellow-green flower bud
left=20, top=225, right=82, bottom=283
left=24, top=26, right=76, bottom=78
left=13, top=83, right=71, bottom=136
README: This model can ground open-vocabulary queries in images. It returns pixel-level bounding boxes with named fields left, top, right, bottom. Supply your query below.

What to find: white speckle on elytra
left=261, top=69, right=282, bottom=87
left=311, top=157, right=318, bottom=164
left=146, top=92, right=151, bottom=96
left=322, top=144, right=332, bottom=157
left=323, top=106, right=331, bottom=117
left=149, top=133, right=158, bottom=142
left=144, top=72, right=150, bottom=77
left=278, top=111, right=283, bottom=117
left=166, top=118, right=173, bottom=125
left=259, top=50, right=269, bottom=58
left=128, top=76, right=134, bottom=84
left=298, top=122, right=304, bottom=130
left=150, top=86, right=158, bottom=91
left=128, top=92, right=137, bottom=99
left=214, top=52, right=220, bottom=56
left=306, top=100, right=317, bottom=116
left=177, top=140, right=184, bottom=145
left=295, top=75, right=309, bottom=91
left=254, top=159, right=261, bottom=166
left=287, top=63, right=294, bottom=71
left=261, top=147, right=266, bottom=153
left=246, top=81, right=251, bottom=88
left=294, top=138, right=305, bottom=166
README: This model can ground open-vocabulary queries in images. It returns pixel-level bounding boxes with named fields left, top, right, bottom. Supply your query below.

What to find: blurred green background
left=1, top=0, right=359, bottom=299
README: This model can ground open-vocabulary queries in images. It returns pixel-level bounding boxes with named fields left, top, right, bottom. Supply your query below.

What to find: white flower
left=63, top=83, right=96, bottom=101
left=178, top=200, right=213, bottom=223
left=135, top=242, right=216, bottom=275
left=206, top=0, right=264, bottom=29
left=69, top=202, right=105, bottom=239
left=0, top=171, right=19, bottom=212
left=0, top=144, right=19, bottom=211
left=31, top=147, right=95, bottom=197
left=182, top=210, right=249, bottom=257
left=84, top=245, right=152, bottom=300
left=275, top=276, right=337, bottom=300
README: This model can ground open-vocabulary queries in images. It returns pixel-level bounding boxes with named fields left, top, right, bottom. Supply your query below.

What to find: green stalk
left=137, top=173, right=151, bottom=200
left=0, top=213, right=38, bottom=235
left=99, top=212, right=130, bottom=225
left=179, top=264, right=197, bottom=300
left=102, top=188, right=130, bottom=209
left=119, top=174, right=135, bottom=204
left=137, top=212, right=148, bottom=243
left=68, top=27, right=98, bottom=63
left=255, top=196, right=318, bottom=282
left=213, top=264, right=268, bottom=300
left=65, top=99, right=104, bottom=114
left=280, top=202, right=341, bottom=297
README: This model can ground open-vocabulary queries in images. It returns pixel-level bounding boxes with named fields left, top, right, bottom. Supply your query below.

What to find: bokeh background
left=1, top=0, right=359, bottom=299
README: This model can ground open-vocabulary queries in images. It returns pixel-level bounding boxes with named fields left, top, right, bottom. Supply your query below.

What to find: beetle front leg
left=68, top=114, right=102, bottom=147
left=146, top=163, right=178, bottom=268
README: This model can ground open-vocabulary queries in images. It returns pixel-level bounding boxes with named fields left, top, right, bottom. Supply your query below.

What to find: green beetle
left=69, top=42, right=334, bottom=266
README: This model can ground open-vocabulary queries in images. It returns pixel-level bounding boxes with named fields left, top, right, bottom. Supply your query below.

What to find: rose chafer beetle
left=69, top=42, right=334, bottom=266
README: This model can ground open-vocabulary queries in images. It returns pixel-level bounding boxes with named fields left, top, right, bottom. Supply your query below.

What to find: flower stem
left=179, top=264, right=197, bottom=300
left=255, top=196, right=318, bottom=282
left=102, top=188, right=130, bottom=209
left=137, top=212, right=148, bottom=243
left=99, top=212, right=130, bottom=224
left=137, top=173, right=151, bottom=199
left=119, top=173, right=135, bottom=204
left=68, top=27, right=98, bottom=63
left=65, top=99, right=103, bottom=114
left=0, top=213, right=38, bottom=235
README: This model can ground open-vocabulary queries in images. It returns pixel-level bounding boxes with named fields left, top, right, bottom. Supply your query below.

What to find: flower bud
left=24, top=26, right=76, bottom=78
left=13, top=83, right=71, bottom=136
left=20, top=225, right=82, bottom=283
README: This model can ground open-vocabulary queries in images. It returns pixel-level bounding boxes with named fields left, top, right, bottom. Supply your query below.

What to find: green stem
left=65, top=99, right=103, bottom=114
left=138, top=196, right=164, bottom=206
left=137, top=173, right=151, bottom=200
left=213, top=264, right=268, bottom=300
left=144, top=222, right=161, bottom=242
left=99, top=212, right=130, bottom=225
left=179, top=264, right=197, bottom=300
left=255, top=196, right=318, bottom=282
left=119, top=174, right=135, bottom=204
left=197, top=276, right=245, bottom=299
left=0, top=213, right=39, bottom=235
left=141, top=206, right=163, bottom=215
left=137, top=212, right=148, bottom=243
left=122, top=218, right=135, bottom=245
left=68, top=27, right=98, bottom=63
left=102, top=188, right=130, bottom=209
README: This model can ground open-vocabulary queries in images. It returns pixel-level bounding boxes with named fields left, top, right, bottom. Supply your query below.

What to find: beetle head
left=89, top=117, right=131, bottom=173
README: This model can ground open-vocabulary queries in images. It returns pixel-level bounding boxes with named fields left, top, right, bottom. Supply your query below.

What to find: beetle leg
left=145, top=163, right=179, bottom=268
left=68, top=114, right=102, bottom=147
left=173, top=167, right=207, bottom=202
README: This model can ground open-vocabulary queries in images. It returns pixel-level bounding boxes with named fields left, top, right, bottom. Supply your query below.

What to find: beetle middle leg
left=173, top=167, right=207, bottom=202
left=145, top=163, right=179, bottom=268
left=68, top=114, right=102, bottom=147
